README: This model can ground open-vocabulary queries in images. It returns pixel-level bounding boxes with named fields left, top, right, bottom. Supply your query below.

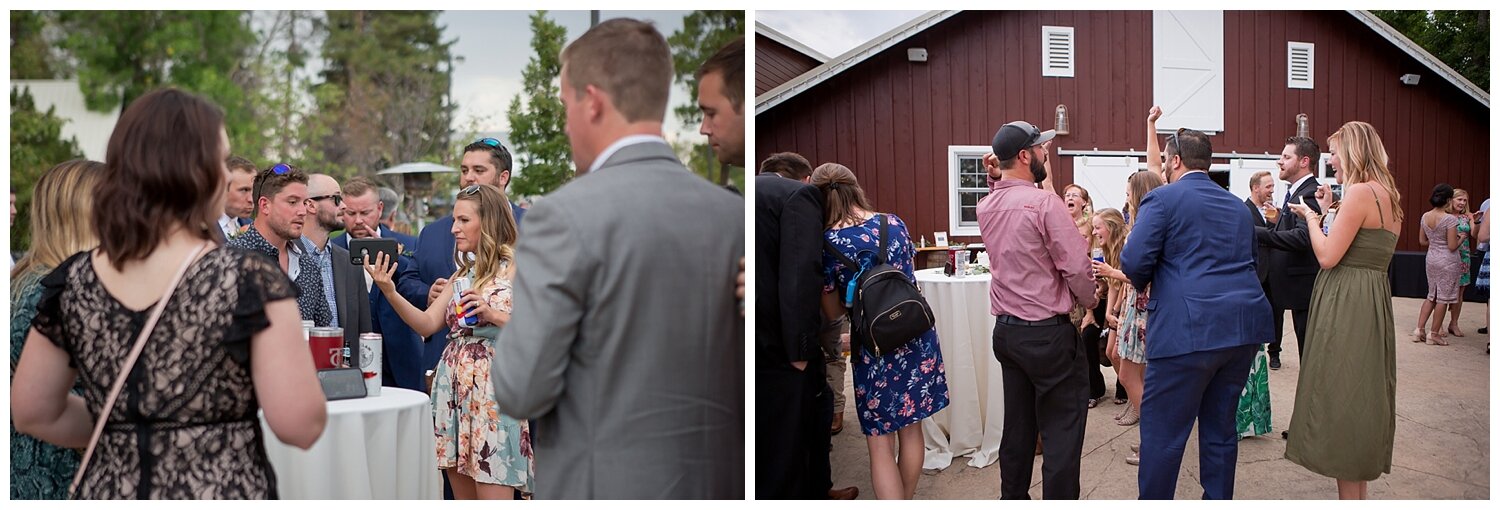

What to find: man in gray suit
left=490, top=18, right=744, bottom=499
left=303, top=173, right=373, bottom=364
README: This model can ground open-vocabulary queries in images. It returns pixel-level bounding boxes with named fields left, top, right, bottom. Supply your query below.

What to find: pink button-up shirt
left=977, top=177, right=1099, bottom=320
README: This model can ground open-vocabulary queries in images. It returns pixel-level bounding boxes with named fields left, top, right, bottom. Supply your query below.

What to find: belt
left=996, top=314, right=1071, bottom=327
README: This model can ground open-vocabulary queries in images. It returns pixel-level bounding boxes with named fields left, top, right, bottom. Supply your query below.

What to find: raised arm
left=1146, top=106, right=1163, bottom=177
left=365, top=252, right=450, bottom=337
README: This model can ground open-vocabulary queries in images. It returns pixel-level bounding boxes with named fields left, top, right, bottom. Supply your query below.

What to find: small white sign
left=934, top=231, right=949, bottom=247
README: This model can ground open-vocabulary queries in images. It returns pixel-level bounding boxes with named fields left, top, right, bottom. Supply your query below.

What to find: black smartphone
left=316, top=368, right=367, bottom=400
left=349, top=237, right=399, bottom=266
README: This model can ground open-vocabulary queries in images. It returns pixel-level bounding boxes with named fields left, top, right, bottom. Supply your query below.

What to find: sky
left=756, top=10, right=926, bottom=59
left=439, top=10, right=698, bottom=144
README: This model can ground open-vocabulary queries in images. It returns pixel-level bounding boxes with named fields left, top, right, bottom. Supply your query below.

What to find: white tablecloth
left=260, top=387, right=440, bottom=499
left=916, top=268, right=1006, bottom=470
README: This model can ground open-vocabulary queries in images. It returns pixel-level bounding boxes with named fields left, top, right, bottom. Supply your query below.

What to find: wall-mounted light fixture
left=1054, top=104, right=1070, bottom=136
left=1296, top=113, right=1309, bottom=139
left=1400, top=73, right=1421, bottom=85
left=907, top=48, right=928, bottom=62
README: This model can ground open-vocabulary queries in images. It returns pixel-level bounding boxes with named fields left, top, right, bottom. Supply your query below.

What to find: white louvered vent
left=1042, top=26, right=1075, bottom=78
left=1288, top=42, right=1314, bottom=89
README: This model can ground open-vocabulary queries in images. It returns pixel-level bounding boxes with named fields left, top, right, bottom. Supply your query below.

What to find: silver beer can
left=359, top=333, right=383, bottom=397
left=301, top=320, right=315, bottom=342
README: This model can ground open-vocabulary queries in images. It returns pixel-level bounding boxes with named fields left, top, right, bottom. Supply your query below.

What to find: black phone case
left=349, top=238, right=399, bottom=266
left=317, top=368, right=367, bottom=401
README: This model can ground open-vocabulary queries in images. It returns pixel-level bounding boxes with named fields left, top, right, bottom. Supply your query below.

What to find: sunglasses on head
left=461, top=185, right=482, bottom=196
left=475, top=137, right=511, bottom=155
left=253, top=163, right=294, bottom=201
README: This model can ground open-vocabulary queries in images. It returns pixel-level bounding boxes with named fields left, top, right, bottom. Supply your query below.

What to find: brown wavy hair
left=11, top=159, right=105, bottom=291
left=451, top=184, right=519, bottom=287
left=809, top=163, right=874, bottom=229
left=1125, top=170, right=1166, bottom=226
left=95, top=88, right=225, bottom=269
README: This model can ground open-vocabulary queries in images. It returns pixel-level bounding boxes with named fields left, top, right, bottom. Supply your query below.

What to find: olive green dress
left=1284, top=204, right=1399, bottom=481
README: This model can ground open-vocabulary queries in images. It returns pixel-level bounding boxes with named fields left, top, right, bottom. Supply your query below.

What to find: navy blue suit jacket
left=367, top=253, right=431, bottom=391
left=1120, top=172, right=1273, bottom=360
left=413, top=202, right=525, bottom=371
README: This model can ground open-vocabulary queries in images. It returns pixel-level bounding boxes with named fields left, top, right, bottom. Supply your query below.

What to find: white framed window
left=1042, top=26, right=1075, bottom=78
left=1288, top=42, right=1314, bottom=89
left=948, top=146, right=992, bottom=236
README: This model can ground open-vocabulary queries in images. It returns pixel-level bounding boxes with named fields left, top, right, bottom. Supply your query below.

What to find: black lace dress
left=31, top=248, right=299, bottom=499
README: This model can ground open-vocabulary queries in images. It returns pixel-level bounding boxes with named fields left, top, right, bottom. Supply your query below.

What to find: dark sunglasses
left=1167, top=128, right=1185, bottom=160
left=308, top=194, right=343, bottom=206
left=253, top=163, right=295, bottom=201
left=475, top=137, right=511, bottom=156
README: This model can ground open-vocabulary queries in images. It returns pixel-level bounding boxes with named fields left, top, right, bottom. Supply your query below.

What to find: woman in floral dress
left=366, top=184, right=532, bottom=499
left=813, top=163, right=948, bottom=500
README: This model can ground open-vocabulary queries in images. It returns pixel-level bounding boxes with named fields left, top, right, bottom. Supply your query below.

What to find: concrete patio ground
left=828, top=297, right=1491, bottom=499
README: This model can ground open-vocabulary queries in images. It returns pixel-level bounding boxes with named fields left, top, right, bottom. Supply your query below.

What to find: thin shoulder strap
left=1367, top=184, right=1386, bottom=228
left=876, top=214, right=891, bottom=265
left=69, top=241, right=211, bottom=499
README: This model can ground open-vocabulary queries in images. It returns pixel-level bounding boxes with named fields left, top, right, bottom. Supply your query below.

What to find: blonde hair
left=1449, top=188, right=1470, bottom=214
left=810, top=163, right=874, bottom=229
left=451, top=184, right=519, bottom=287
left=12, top=160, right=105, bottom=292
left=1126, top=170, right=1166, bottom=226
left=1093, top=208, right=1128, bottom=290
left=1328, top=121, right=1404, bottom=223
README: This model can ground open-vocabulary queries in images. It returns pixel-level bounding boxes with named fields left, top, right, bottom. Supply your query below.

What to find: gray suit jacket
left=491, top=141, right=745, bottom=499
left=329, top=243, right=373, bottom=360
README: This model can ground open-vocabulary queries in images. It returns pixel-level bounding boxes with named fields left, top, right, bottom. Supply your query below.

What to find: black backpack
left=823, top=214, right=936, bottom=357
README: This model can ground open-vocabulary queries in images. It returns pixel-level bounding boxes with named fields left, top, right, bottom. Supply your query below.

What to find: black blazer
left=754, top=174, right=825, bottom=369
left=1255, top=176, right=1323, bottom=309
left=1245, top=198, right=1272, bottom=284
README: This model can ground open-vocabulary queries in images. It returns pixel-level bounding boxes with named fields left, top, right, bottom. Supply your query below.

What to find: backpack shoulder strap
left=876, top=214, right=891, bottom=265
left=823, top=237, right=861, bottom=272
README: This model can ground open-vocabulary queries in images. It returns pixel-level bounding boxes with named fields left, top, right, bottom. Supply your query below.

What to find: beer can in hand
left=451, top=277, right=479, bottom=327
left=359, top=333, right=383, bottom=397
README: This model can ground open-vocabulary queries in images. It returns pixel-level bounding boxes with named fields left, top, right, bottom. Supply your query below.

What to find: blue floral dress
left=822, top=214, right=950, bottom=436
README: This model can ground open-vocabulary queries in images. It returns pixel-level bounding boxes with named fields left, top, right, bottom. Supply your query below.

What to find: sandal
left=1429, top=330, right=1450, bottom=346
left=1411, top=328, right=1427, bottom=343
left=1087, top=398, right=1100, bottom=409
left=1116, top=406, right=1140, bottom=426
left=1113, top=397, right=1128, bottom=405
left=1449, top=325, right=1466, bottom=337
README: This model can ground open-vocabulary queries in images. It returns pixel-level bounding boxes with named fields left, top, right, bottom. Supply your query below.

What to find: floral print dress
left=431, top=262, right=533, bottom=490
left=822, top=214, right=950, bottom=436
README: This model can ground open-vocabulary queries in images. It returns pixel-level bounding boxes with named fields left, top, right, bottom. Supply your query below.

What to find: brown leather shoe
left=828, top=486, right=859, bottom=499
left=830, top=412, right=844, bottom=436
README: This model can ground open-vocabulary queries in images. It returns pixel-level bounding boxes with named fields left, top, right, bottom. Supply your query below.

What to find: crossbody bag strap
left=69, top=241, right=211, bottom=499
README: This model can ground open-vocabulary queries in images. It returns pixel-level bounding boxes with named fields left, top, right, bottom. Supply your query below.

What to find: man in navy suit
left=333, top=177, right=428, bottom=391
left=1121, top=127, right=1272, bottom=500
left=415, top=138, right=526, bottom=372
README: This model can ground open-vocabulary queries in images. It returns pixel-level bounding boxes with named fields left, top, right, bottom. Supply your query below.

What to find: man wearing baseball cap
left=977, top=120, right=1098, bottom=499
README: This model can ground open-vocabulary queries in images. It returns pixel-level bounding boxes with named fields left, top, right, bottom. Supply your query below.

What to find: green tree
left=505, top=11, right=573, bottom=198
left=668, top=10, right=745, bottom=186
left=55, top=11, right=268, bottom=163
left=1374, top=10, right=1489, bottom=91
left=312, top=11, right=457, bottom=178
left=10, top=11, right=65, bottom=79
left=10, top=87, right=85, bottom=253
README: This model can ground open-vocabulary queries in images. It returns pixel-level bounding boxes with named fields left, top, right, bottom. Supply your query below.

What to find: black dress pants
left=992, top=316, right=1088, bottom=500
left=1267, top=307, right=1308, bottom=360
left=755, top=363, right=833, bottom=499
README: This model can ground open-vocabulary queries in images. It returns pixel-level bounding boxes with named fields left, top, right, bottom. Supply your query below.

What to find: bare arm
left=252, top=299, right=327, bottom=450
left=366, top=252, right=450, bottom=337
left=1146, top=106, right=1163, bottom=177
left=11, top=329, right=94, bottom=448
left=1446, top=221, right=1461, bottom=252
left=1479, top=211, right=1491, bottom=244
left=1291, top=183, right=1376, bottom=269
left=1039, top=141, right=1057, bottom=194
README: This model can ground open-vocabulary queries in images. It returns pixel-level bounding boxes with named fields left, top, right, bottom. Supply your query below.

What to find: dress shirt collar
left=588, top=134, right=670, bottom=174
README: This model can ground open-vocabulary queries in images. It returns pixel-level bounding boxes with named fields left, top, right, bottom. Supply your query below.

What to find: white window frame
left=1287, top=41, right=1315, bottom=89
left=948, top=145, right=992, bottom=236
left=1042, top=26, right=1075, bottom=78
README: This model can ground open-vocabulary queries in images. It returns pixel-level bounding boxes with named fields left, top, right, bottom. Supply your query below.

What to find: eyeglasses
left=461, top=185, right=482, bottom=196
left=308, top=194, right=343, bottom=206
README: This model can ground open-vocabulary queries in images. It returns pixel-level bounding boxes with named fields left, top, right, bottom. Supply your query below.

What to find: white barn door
left=1071, top=156, right=1139, bottom=215
left=1153, top=11, right=1224, bottom=133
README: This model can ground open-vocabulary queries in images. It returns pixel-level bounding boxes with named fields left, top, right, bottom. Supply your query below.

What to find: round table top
left=915, top=267, right=991, bottom=284
left=259, top=387, right=429, bottom=420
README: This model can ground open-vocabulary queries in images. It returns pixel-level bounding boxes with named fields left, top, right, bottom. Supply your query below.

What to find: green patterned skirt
left=1236, top=344, right=1272, bottom=438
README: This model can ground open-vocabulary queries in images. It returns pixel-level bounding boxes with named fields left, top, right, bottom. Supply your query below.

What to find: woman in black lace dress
left=11, top=88, right=328, bottom=499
